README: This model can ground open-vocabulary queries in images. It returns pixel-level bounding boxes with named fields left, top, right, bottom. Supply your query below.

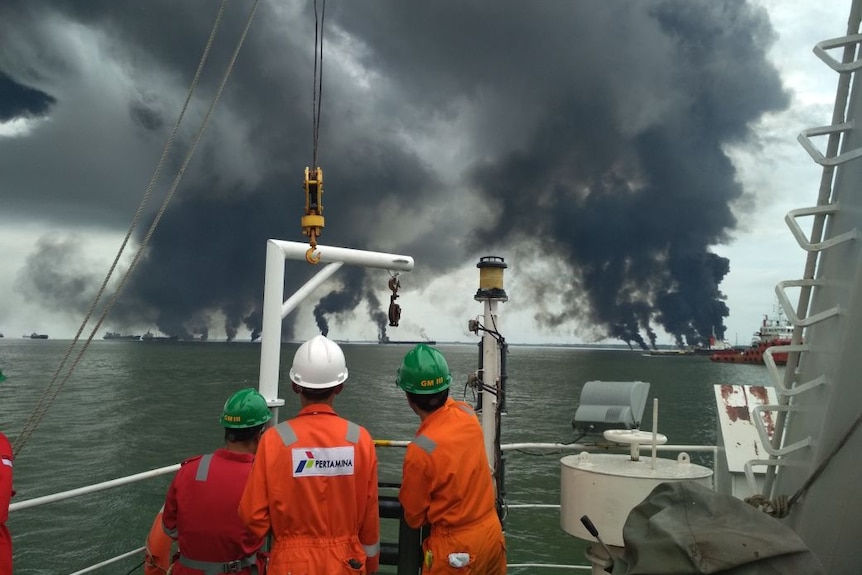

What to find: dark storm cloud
left=0, top=71, right=56, bottom=121
left=2, top=0, right=788, bottom=345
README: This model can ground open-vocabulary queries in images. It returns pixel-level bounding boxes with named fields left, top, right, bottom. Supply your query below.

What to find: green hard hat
left=220, top=388, right=273, bottom=429
left=396, top=344, right=452, bottom=394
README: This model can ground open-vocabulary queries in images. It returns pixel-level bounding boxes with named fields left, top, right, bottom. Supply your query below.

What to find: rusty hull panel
left=713, top=384, right=777, bottom=473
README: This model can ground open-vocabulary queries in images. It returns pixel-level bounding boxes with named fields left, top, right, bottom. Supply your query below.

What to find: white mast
left=474, top=256, right=508, bottom=471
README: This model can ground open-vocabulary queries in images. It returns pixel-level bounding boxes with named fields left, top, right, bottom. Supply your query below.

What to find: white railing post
left=259, top=240, right=288, bottom=410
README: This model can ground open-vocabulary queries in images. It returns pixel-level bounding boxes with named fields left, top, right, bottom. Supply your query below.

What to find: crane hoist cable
left=302, top=0, right=326, bottom=264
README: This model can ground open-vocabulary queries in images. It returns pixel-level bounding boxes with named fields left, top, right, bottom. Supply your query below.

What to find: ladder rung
left=752, top=404, right=812, bottom=457
left=797, top=122, right=862, bottom=166
left=813, top=33, right=862, bottom=73
left=784, top=204, right=858, bottom=251
left=763, top=344, right=827, bottom=397
left=775, top=280, right=841, bottom=327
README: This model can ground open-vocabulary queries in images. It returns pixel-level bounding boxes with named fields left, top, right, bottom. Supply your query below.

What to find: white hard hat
left=289, top=335, right=349, bottom=389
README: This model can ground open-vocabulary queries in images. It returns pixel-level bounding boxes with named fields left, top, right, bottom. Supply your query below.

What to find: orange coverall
left=400, top=398, right=506, bottom=574
left=0, top=432, right=13, bottom=575
left=239, top=404, right=380, bottom=575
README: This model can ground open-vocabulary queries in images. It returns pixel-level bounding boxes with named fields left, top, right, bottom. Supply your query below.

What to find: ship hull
left=710, top=339, right=790, bottom=365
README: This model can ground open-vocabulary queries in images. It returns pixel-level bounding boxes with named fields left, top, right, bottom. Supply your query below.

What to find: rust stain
left=748, top=385, right=775, bottom=438
left=749, top=386, right=768, bottom=403
left=726, top=405, right=750, bottom=422
left=761, top=407, right=775, bottom=438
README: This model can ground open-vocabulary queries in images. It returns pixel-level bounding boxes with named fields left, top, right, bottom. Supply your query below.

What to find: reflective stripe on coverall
left=0, top=432, right=13, bottom=575
left=163, top=449, right=266, bottom=575
left=239, top=404, right=380, bottom=575
left=399, top=398, right=507, bottom=574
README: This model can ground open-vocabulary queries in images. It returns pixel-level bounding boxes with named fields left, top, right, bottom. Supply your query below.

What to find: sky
left=0, top=0, right=851, bottom=347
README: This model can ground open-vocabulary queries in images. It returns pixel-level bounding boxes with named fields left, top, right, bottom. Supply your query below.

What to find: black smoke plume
left=313, top=268, right=365, bottom=338
left=366, top=290, right=389, bottom=343
left=2, top=1, right=788, bottom=346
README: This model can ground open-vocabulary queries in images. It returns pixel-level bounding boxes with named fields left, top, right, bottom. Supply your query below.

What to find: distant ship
left=28, top=333, right=49, bottom=339
left=691, top=326, right=735, bottom=355
left=141, top=331, right=179, bottom=342
left=103, top=332, right=142, bottom=341
left=378, top=338, right=437, bottom=345
left=644, top=348, right=695, bottom=357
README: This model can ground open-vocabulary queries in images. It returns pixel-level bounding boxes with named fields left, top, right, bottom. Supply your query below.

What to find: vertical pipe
left=476, top=339, right=484, bottom=412
left=482, top=300, right=500, bottom=472
left=259, top=240, right=286, bottom=406
left=499, top=341, right=508, bottom=413
left=651, top=399, right=658, bottom=469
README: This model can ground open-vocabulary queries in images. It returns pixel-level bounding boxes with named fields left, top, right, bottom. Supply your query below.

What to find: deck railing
left=9, top=441, right=717, bottom=574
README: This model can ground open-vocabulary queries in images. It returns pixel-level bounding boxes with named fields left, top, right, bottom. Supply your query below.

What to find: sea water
left=0, top=339, right=773, bottom=574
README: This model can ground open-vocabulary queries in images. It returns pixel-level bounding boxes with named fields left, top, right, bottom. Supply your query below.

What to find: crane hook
left=301, top=167, right=325, bottom=264
left=305, top=242, right=321, bottom=265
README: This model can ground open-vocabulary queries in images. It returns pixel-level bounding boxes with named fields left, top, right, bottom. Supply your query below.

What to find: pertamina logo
left=292, top=446, right=355, bottom=477
left=294, top=451, right=316, bottom=473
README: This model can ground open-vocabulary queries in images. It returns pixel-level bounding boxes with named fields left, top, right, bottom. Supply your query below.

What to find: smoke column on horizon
left=1, top=1, right=788, bottom=346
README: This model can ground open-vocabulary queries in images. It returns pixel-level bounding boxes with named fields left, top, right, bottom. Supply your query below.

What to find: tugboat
left=710, top=309, right=793, bottom=365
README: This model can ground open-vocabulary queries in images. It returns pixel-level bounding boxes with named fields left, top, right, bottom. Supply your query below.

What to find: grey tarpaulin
left=612, top=481, right=825, bottom=575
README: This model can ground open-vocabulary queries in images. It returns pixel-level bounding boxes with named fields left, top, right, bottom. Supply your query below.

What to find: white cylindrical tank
left=560, top=451, right=712, bottom=547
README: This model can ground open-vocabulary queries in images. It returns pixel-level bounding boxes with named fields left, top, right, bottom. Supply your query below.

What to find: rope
left=745, top=407, right=862, bottom=518
left=13, top=0, right=260, bottom=457
left=744, top=493, right=789, bottom=518
left=311, top=0, right=326, bottom=169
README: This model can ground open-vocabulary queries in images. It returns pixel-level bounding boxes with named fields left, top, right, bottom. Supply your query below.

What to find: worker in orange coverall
left=1, top=369, right=14, bottom=575
left=163, top=388, right=272, bottom=575
left=396, top=344, right=507, bottom=574
left=239, top=335, right=380, bottom=575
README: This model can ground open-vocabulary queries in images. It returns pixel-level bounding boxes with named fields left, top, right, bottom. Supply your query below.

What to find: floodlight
left=572, top=380, right=650, bottom=435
